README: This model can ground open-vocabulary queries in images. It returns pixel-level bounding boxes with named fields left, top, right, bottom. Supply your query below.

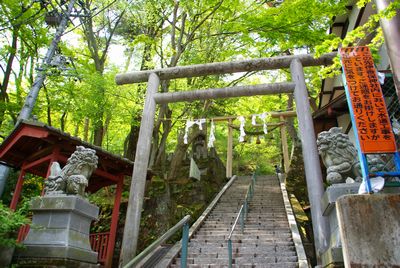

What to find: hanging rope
left=160, top=109, right=294, bottom=123
left=182, top=111, right=283, bottom=145
left=251, top=112, right=269, bottom=134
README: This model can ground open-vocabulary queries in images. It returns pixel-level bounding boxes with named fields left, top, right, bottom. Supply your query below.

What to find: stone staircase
left=168, top=175, right=303, bottom=268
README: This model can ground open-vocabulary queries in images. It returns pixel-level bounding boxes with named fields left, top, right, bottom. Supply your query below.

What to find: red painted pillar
left=10, top=169, right=26, bottom=211
left=105, top=175, right=124, bottom=268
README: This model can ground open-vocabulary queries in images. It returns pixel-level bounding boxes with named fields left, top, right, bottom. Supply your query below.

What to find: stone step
left=166, top=176, right=300, bottom=267
left=187, top=245, right=296, bottom=254
left=204, top=215, right=287, bottom=218
left=192, top=233, right=293, bottom=240
left=201, top=220, right=289, bottom=224
left=195, top=229, right=292, bottom=234
left=173, top=256, right=298, bottom=265
left=170, top=262, right=298, bottom=268
left=187, top=241, right=295, bottom=249
left=185, top=251, right=297, bottom=259
left=189, top=236, right=294, bottom=243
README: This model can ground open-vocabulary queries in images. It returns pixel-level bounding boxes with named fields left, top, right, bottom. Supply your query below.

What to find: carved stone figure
left=317, top=127, right=361, bottom=184
left=44, top=146, right=98, bottom=196
left=44, top=162, right=65, bottom=194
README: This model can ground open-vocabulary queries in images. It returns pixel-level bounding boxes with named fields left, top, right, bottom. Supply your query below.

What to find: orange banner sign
left=340, top=46, right=396, bottom=153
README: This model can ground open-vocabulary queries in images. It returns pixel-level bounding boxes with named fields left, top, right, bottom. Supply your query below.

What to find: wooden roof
left=0, top=120, right=133, bottom=192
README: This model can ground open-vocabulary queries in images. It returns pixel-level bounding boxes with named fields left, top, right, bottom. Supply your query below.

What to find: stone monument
left=14, top=146, right=100, bottom=267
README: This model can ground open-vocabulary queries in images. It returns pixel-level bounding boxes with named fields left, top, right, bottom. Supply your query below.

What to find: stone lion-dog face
left=317, top=127, right=361, bottom=184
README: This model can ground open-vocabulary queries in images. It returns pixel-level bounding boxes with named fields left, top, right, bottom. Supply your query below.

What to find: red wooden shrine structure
left=0, top=120, right=134, bottom=268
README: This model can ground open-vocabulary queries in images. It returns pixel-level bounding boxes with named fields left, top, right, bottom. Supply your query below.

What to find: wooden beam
left=376, top=0, right=400, bottom=97
left=205, top=112, right=296, bottom=123
left=153, top=83, right=294, bottom=104
left=270, top=111, right=297, bottom=118
left=23, top=155, right=52, bottom=171
left=230, top=122, right=284, bottom=128
left=228, top=122, right=285, bottom=135
left=116, top=53, right=336, bottom=84
left=24, top=146, right=54, bottom=163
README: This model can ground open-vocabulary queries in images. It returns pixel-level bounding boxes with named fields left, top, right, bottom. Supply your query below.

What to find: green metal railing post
left=228, top=239, right=233, bottom=268
left=123, top=215, right=191, bottom=268
left=181, top=222, right=189, bottom=268
left=244, top=199, right=248, bottom=220
left=227, top=173, right=259, bottom=266
left=240, top=208, right=244, bottom=233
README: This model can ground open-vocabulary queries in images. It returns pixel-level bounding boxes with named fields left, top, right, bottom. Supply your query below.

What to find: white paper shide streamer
left=251, top=115, right=257, bottom=126
left=184, top=120, right=195, bottom=144
left=184, top=119, right=206, bottom=144
left=251, top=113, right=268, bottom=134
left=260, top=112, right=268, bottom=134
left=208, top=120, right=216, bottom=148
left=238, top=116, right=246, bottom=142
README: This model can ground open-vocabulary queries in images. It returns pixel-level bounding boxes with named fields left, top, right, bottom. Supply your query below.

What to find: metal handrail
left=226, top=173, right=257, bottom=267
left=227, top=204, right=244, bottom=240
left=123, top=215, right=191, bottom=268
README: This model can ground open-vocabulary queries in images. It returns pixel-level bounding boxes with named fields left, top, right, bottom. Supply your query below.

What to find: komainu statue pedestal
left=336, top=194, right=400, bottom=267
left=14, top=195, right=99, bottom=267
left=320, top=183, right=360, bottom=268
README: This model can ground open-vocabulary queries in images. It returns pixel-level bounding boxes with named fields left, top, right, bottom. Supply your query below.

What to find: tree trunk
left=43, top=85, right=52, bottom=126
left=123, top=116, right=140, bottom=161
left=124, top=42, right=154, bottom=160
left=83, top=117, right=90, bottom=142
left=74, top=121, right=79, bottom=136
left=93, top=119, right=104, bottom=146
left=0, top=26, right=18, bottom=126
left=154, top=108, right=172, bottom=172
left=168, top=127, right=203, bottom=181
left=60, top=111, right=67, bottom=132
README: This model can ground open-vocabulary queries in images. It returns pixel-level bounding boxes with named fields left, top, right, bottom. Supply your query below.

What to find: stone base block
left=321, top=183, right=360, bottom=216
left=15, top=244, right=98, bottom=264
left=14, top=257, right=99, bottom=268
left=321, top=247, right=344, bottom=268
left=14, top=195, right=99, bottom=264
left=336, top=194, right=400, bottom=267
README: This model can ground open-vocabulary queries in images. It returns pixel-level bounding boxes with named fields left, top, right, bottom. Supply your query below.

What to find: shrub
left=0, top=202, right=29, bottom=247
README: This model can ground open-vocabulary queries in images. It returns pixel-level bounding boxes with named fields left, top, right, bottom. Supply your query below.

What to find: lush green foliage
left=316, top=0, right=400, bottom=78
left=0, top=0, right=351, bottom=163
left=1, top=0, right=397, bottom=255
left=0, top=201, right=29, bottom=247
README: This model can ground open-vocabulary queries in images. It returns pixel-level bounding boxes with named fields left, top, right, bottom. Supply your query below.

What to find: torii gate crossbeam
left=116, top=53, right=335, bottom=266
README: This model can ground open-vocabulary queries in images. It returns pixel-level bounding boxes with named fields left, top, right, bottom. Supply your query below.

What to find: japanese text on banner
left=340, top=46, right=396, bottom=153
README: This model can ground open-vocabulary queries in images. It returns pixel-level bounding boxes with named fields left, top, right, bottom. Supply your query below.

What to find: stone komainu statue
left=44, top=146, right=98, bottom=196
left=317, top=127, right=361, bottom=184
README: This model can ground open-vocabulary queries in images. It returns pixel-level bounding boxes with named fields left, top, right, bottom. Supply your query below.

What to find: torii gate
left=115, top=52, right=336, bottom=265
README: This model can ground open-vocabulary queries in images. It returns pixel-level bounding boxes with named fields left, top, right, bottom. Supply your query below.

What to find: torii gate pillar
left=119, top=73, right=160, bottom=266
left=291, top=59, right=330, bottom=262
